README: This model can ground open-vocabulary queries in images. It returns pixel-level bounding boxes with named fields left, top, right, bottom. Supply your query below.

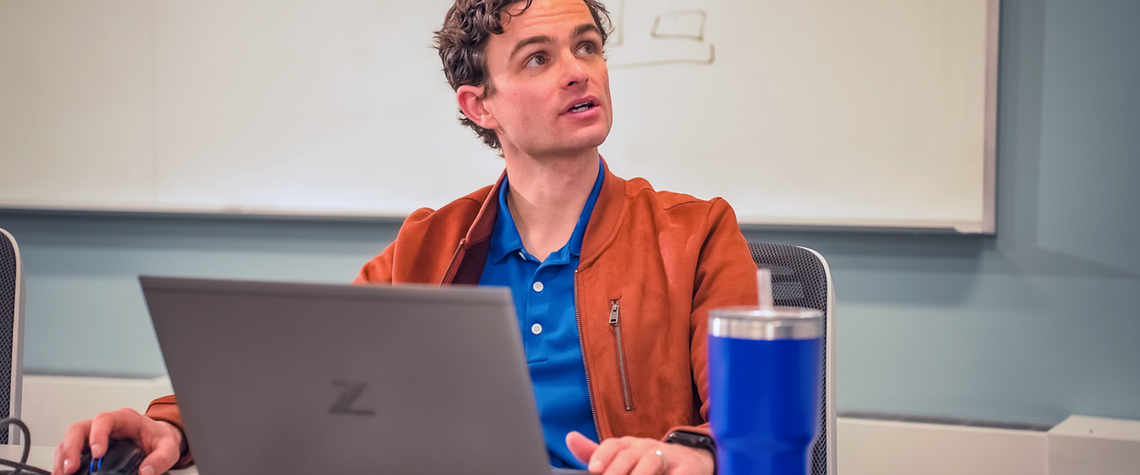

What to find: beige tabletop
left=0, top=445, right=198, bottom=475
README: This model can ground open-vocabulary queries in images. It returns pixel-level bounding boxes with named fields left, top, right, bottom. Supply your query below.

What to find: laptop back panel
left=141, top=276, right=551, bottom=475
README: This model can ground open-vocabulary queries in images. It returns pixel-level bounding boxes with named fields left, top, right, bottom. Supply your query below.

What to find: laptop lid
left=141, top=276, right=554, bottom=475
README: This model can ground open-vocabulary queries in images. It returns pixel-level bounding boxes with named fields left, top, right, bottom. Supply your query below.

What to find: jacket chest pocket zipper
left=609, top=299, right=634, bottom=412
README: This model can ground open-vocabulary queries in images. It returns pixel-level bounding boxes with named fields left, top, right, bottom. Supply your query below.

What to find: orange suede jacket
left=146, top=161, right=757, bottom=463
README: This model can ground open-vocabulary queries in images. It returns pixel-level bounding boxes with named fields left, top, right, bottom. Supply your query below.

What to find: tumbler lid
left=709, top=306, right=823, bottom=340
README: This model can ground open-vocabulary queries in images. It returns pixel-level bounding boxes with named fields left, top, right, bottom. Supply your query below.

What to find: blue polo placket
left=478, top=161, right=604, bottom=469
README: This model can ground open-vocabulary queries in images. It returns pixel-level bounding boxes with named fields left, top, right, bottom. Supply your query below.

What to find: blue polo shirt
left=478, top=164, right=604, bottom=469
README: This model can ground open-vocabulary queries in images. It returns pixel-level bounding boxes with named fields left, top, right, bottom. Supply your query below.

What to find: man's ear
left=457, top=85, right=498, bottom=130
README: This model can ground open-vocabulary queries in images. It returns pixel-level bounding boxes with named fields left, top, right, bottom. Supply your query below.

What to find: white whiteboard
left=0, top=0, right=998, bottom=233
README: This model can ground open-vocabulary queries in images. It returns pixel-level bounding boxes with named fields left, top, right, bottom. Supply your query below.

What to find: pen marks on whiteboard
left=651, top=10, right=707, bottom=41
left=608, top=0, right=716, bottom=70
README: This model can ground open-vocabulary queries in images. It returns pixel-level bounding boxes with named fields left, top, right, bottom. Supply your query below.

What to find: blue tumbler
left=708, top=302, right=822, bottom=475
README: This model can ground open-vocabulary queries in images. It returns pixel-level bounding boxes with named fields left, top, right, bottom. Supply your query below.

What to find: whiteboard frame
left=981, top=0, right=1001, bottom=235
left=0, top=0, right=1002, bottom=234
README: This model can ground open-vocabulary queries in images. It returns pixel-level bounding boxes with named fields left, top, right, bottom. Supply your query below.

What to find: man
left=52, top=1, right=757, bottom=474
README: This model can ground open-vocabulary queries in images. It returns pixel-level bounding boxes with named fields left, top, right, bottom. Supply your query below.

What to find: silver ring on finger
left=655, top=449, right=669, bottom=474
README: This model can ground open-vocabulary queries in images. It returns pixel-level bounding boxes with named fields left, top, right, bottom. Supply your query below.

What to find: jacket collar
left=461, top=169, right=505, bottom=248
left=581, top=158, right=627, bottom=269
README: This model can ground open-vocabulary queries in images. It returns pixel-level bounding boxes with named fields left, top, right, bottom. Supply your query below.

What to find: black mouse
left=76, top=439, right=145, bottom=475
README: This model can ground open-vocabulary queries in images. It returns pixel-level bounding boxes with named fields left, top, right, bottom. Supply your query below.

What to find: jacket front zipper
left=439, top=238, right=467, bottom=284
left=574, top=271, right=604, bottom=441
left=609, top=299, right=634, bottom=412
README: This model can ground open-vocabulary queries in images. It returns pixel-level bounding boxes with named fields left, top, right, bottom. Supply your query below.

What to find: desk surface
left=0, top=445, right=198, bottom=475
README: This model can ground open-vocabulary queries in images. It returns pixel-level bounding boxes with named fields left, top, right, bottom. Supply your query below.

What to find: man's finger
left=566, top=431, right=599, bottom=467
left=587, top=437, right=630, bottom=474
left=87, top=411, right=128, bottom=458
left=629, top=449, right=668, bottom=475
left=52, top=443, right=66, bottom=475
left=55, top=420, right=92, bottom=475
left=137, top=437, right=181, bottom=475
left=601, top=445, right=642, bottom=475
left=106, top=408, right=147, bottom=440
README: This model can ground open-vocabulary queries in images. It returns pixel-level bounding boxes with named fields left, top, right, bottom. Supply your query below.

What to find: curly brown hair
left=434, top=0, right=612, bottom=150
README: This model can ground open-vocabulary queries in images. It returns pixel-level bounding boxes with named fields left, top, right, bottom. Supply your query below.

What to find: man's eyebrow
left=573, top=23, right=601, bottom=39
left=509, top=34, right=555, bottom=61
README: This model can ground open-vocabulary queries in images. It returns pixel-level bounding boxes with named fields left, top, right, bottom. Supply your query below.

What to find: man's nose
left=562, top=55, right=589, bottom=88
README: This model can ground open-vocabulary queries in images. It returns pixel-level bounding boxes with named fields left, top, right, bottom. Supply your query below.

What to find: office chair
left=747, top=242, right=836, bottom=475
left=0, top=228, right=24, bottom=445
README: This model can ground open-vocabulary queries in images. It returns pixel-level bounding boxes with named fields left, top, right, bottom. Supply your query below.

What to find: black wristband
left=665, top=430, right=717, bottom=475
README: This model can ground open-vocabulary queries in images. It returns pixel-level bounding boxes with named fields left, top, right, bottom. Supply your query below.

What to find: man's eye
left=578, top=42, right=597, bottom=55
left=526, top=54, right=548, bottom=67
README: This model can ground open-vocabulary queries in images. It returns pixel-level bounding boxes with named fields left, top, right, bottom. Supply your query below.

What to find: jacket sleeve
left=353, top=207, right=441, bottom=284
left=664, top=198, right=758, bottom=439
left=144, top=395, right=195, bottom=469
left=354, top=241, right=397, bottom=284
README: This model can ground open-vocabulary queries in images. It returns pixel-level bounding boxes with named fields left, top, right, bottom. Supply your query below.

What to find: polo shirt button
left=531, top=323, right=543, bottom=335
left=532, top=281, right=544, bottom=292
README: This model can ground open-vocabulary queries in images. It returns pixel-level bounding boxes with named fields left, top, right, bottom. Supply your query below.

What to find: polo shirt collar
left=488, top=176, right=526, bottom=265
left=488, top=159, right=605, bottom=265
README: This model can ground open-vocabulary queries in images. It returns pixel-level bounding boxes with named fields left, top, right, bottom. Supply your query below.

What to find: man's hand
left=566, top=431, right=714, bottom=475
left=52, top=408, right=184, bottom=475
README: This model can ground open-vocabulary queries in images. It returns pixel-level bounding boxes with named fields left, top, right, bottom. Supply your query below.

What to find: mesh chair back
left=747, top=242, right=835, bottom=475
left=0, top=228, right=24, bottom=444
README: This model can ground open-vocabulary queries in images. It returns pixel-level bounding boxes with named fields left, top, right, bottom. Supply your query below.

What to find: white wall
left=21, top=375, right=173, bottom=448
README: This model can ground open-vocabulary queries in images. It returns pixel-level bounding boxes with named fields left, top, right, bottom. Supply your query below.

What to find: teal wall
left=2, top=0, right=1137, bottom=425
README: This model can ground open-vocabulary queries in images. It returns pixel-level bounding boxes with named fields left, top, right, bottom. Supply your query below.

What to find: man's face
left=478, top=0, right=612, bottom=158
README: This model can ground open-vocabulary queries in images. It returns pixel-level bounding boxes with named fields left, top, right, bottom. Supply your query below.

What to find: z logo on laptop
left=329, top=381, right=376, bottom=416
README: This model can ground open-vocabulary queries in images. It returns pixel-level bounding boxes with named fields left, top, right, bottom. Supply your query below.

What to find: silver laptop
left=141, top=276, right=589, bottom=475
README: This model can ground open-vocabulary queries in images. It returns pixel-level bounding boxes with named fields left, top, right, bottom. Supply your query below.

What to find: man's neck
left=501, top=148, right=600, bottom=263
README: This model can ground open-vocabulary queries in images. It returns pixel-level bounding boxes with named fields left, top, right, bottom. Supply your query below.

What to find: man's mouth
left=568, top=101, right=596, bottom=113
